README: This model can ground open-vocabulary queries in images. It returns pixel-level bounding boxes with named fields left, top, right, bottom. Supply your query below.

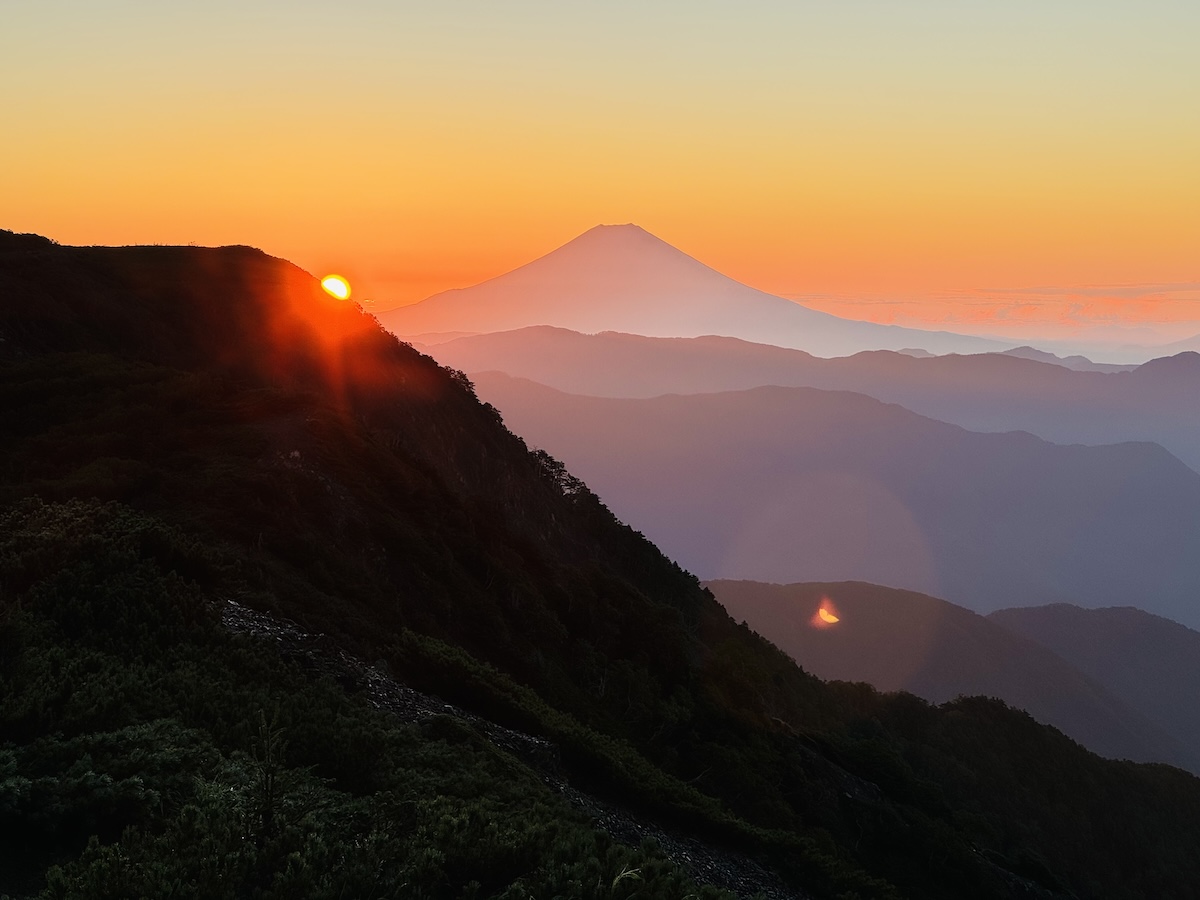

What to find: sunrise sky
left=4, top=2, right=1198, bottom=343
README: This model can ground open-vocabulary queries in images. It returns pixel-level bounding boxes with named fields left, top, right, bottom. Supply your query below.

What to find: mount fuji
left=379, top=224, right=1009, bottom=357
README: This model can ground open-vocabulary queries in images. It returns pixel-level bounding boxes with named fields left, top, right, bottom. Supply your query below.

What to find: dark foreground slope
left=0, top=499, right=744, bottom=900
left=5, top=231, right=1200, bottom=899
left=707, top=580, right=1199, bottom=773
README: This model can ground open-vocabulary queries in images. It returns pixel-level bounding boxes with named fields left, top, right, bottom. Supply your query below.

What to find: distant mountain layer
left=999, top=345, right=1135, bottom=373
left=472, top=372, right=1200, bottom=628
left=707, top=580, right=1198, bottom=772
left=380, top=224, right=1007, bottom=357
left=431, top=327, right=1200, bottom=471
left=1149, top=331, right=1200, bottom=356
left=989, top=604, right=1200, bottom=764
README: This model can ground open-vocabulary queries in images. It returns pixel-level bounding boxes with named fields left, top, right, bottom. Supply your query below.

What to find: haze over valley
left=386, top=222, right=1200, bottom=780
left=427, top=326, right=1200, bottom=471
left=469, top=372, right=1200, bottom=627
left=381, top=226, right=1200, bottom=633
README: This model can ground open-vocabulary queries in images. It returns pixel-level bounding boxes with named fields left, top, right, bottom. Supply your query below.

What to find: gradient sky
left=4, top=1, right=1198, bottom=343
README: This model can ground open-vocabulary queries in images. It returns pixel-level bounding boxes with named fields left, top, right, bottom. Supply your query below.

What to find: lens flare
left=321, top=274, right=351, bottom=300
left=811, top=597, right=841, bottom=629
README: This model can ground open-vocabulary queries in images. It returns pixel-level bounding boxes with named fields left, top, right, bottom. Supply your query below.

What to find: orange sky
left=3, top=3, right=1198, bottom=344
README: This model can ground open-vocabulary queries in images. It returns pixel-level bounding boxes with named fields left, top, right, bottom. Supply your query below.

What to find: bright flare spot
left=810, top=597, right=841, bottom=629
left=321, top=275, right=351, bottom=300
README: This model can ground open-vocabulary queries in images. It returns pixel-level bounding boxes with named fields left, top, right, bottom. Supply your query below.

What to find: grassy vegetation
left=0, top=499, right=737, bottom=900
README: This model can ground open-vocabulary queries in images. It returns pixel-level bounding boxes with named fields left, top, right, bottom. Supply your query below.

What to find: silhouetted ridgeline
left=4, top=230, right=1200, bottom=898
left=707, top=580, right=1200, bottom=773
left=989, top=603, right=1200, bottom=771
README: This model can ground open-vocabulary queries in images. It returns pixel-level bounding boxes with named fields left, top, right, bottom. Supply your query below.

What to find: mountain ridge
left=379, top=224, right=1009, bottom=357
left=707, top=579, right=1199, bottom=772
left=989, top=603, right=1200, bottom=763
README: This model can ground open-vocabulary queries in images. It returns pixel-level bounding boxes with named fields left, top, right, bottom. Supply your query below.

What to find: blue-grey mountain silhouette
left=472, top=372, right=1200, bottom=628
left=427, top=327, right=1200, bottom=471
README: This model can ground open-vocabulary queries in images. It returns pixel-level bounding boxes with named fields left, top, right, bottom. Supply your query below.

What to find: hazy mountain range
left=999, top=345, right=1136, bottom=373
left=707, top=580, right=1200, bottom=773
left=406, top=221, right=1200, bottom=785
left=472, top=372, right=1200, bottom=628
left=426, top=327, right=1200, bottom=472
left=380, top=224, right=1009, bottom=357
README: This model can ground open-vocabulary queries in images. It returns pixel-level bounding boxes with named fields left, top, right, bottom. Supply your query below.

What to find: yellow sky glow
left=3, top=3, right=1197, bottom=343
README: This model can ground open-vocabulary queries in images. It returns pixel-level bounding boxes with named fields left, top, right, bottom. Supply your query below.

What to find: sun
left=321, top=274, right=351, bottom=300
